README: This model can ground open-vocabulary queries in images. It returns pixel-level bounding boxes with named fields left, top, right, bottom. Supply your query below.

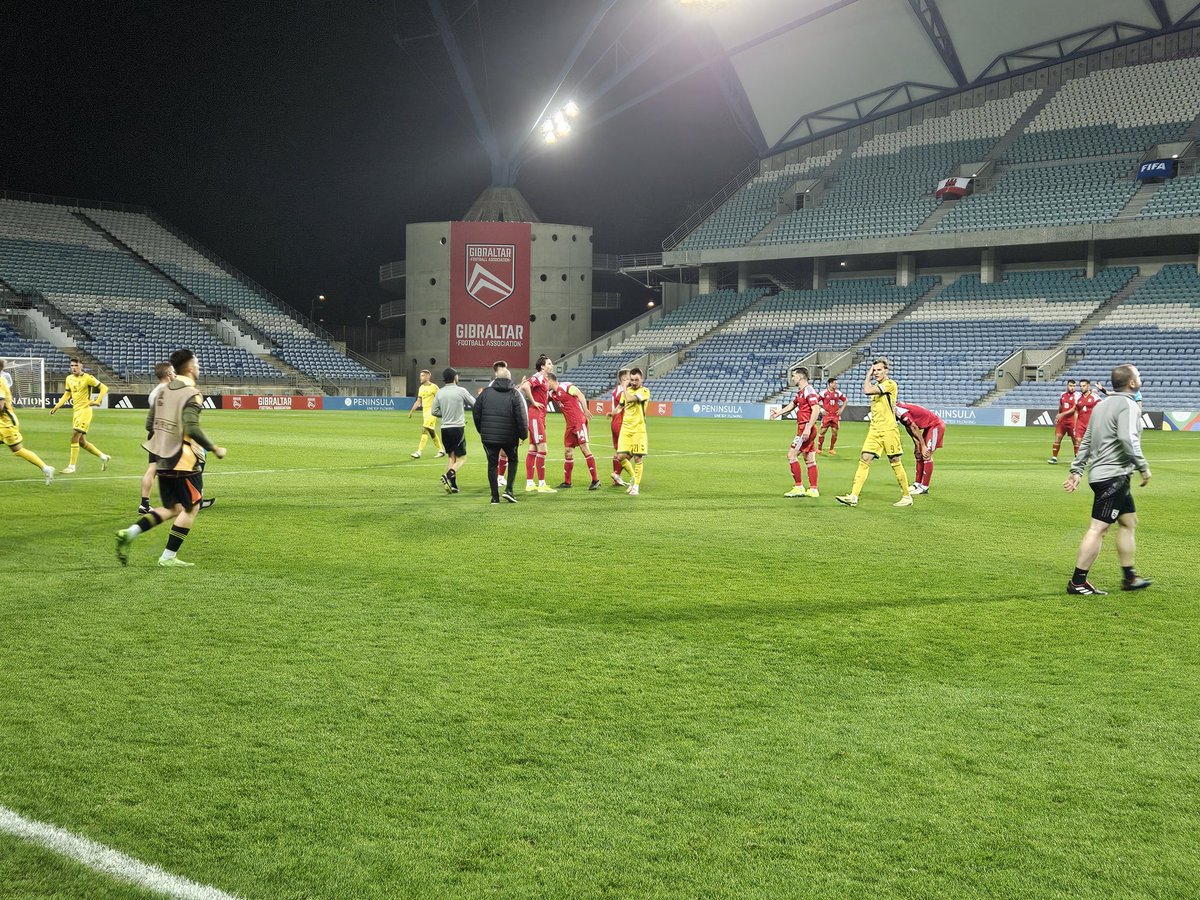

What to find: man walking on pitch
left=547, top=372, right=600, bottom=490
left=139, top=363, right=217, bottom=513
left=1049, top=378, right=1080, bottom=464
left=616, top=367, right=650, bottom=496
left=50, top=358, right=111, bottom=473
left=0, top=359, right=55, bottom=484
left=817, top=377, right=847, bottom=455
left=430, top=367, right=474, bottom=494
left=770, top=366, right=821, bottom=498
left=472, top=365, right=527, bottom=504
left=836, top=357, right=912, bottom=508
left=116, top=350, right=226, bottom=567
left=1063, top=364, right=1151, bottom=596
left=408, top=369, right=445, bottom=459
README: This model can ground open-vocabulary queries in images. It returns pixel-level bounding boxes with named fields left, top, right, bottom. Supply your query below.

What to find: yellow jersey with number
left=868, top=378, right=898, bottom=434
left=63, top=373, right=103, bottom=408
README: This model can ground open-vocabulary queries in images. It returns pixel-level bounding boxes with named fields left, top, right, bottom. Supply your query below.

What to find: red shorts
left=820, top=417, right=840, bottom=430
left=611, top=417, right=622, bottom=448
left=791, top=431, right=816, bottom=454
left=564, top=423, right=590, bottom=449
left=923, top=424, right=944, bottom=453
left=529, top=413, right=546, bottom=446
left=1055, top=420, right=1074, bottom=438
left=1074, top=421, right=1090, bottom=442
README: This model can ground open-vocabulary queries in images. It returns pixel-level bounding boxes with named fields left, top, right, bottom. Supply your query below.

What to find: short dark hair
left=442, top=367, right=458, bottom=384
left=492, top=360, right=507, bottom=372
left=828, top=377, right=838, bottom=383
left=535, top=354, right=551, bottom=372
left=792, top=366, right=809, bottom=379
left=1110, top=364, right=1136, bottom=392
left=154, top=362, right=173, bottom=380
left=1067, top=379, right=1076, bottom=385
left=169, top=349, right=194, bottom=371
left=629, top=367, right=644, bottom=377
left=70, top=357, right=81, bottom=365
left=1080, top=378, right=1091, bottom=385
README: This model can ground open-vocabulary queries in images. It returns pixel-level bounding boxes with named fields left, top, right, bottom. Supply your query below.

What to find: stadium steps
left=71, top=211, right=219, bottom=319
left=988, top=84, right=1058, bottom=162
left=257, top=354, right=323, bottom=393
left=748, top=211, right=792, bottom=246
left=848, top=278, right=948, bottom=358
left=1115, top=180, right=1164, bottom=219
left=911, top=199, right=959, bottom=234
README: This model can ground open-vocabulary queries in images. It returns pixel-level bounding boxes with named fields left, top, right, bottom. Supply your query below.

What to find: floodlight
left=544, top=132, right=558, bottom=145
left=554, top=113, right=571, bottom=136
left=541, top=118, right=556, bottom=135
left=563, top=100, right=580, bottom=118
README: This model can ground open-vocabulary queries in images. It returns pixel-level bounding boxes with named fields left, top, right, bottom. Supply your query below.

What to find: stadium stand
left=1000, top=265, right=1200, bottom=410
left=873, top=268, right=1136, bottom=408
left=565, top=288, right=769, bottom=396
left=0, top=320, right=74, bottom=374
left=1138, top=174, right=1200, bottom=220
left=674, top=151, right=840, bottom=251
left=648, top=276, right=938, bottom=403
left=1005, top=57, right=1200, bottom=163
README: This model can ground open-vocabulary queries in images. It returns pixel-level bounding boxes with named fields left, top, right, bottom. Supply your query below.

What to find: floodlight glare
left=544, top=132, right=558, bottom=145
left=563, top=100, right=580, bottom=118
left=541, top=118, right=556, bottom=135
left=554, top=113, right=571, bottom=136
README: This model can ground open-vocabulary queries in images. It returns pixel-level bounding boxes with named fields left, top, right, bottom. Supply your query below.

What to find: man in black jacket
left=472, top=365, right=528, bottom=504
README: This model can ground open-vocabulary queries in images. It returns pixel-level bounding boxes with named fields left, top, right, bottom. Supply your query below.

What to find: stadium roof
left=701, top=0, right=1200, bottom=151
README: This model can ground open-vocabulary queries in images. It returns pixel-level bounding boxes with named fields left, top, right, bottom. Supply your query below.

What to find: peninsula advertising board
left=449, top=221, right=531, bottom=370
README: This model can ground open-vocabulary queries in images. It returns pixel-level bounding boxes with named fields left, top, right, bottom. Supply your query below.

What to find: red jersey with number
left=549, top=383, right=587, bottom=430
left=1059, top=390, right=1078, bottom=419
left=526, top=372, right=549, bottom=418
left=1075, top=392, right=1099, bottom=430
left=896, top=402, right=943, bottom=430
left=609, top=384, right=625, bottom=429
left=793, top=385, right=821, bottom=432
left=820, top=389, right=847, bottom=421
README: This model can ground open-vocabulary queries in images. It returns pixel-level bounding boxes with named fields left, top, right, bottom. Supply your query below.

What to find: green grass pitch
left=2, top=409, right=1198, bottom=898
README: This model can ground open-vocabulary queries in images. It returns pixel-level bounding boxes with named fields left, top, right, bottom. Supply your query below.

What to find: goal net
left=1, top=356, right=46, bottom=409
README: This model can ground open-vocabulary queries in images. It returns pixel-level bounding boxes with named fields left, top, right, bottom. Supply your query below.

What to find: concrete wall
left=403, top=221, right=593, bottom=390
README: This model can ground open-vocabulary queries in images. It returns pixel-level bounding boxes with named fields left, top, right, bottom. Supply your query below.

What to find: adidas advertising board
left=1029, top=409, right=1057, bottom=427
left=105, top=394, right=151, bottom=409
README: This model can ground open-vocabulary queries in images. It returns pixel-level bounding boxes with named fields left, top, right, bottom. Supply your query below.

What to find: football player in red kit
left=769, top=366, right=822, bottom=498
left=1049, top=378, right=1079, bottom=464
left=608, top=368, right=630, bottom=486
left=519, top=354, right=556, bottom=493
left=547, top=373, right=600, bottom=490
left=1073, top=379, right=1100, bottom=448
left=816, top=377, right=847, bottom=455
left=896, top=401, right=945, bottom=495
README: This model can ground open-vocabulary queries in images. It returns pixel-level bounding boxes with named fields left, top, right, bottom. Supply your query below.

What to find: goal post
left=0, top=356, right=46, bottom=409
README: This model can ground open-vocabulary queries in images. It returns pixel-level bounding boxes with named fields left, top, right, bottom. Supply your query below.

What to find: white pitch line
left=0, top=804, right=240, bottom=899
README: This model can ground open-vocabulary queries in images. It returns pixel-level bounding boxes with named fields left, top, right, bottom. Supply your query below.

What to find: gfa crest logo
left=465, top=243, right=515, bottom=308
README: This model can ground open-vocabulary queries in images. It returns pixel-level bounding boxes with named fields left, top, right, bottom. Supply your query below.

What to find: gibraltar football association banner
left=450, top=221, right=531, bottom=369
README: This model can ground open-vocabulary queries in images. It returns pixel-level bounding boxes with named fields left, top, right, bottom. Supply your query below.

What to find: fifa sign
left=450, top=222, right=531, bottom=368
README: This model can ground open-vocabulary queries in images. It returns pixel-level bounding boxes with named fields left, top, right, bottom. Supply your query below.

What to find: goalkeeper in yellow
left=0, top=360, right=55, bottom=484
left=50, top=358, right=111, bottom=473
left=836, top=357, right=912, bottom=508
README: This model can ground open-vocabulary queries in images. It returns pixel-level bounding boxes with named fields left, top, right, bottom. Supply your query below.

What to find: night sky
left=1, top=2, right=755, bottom=332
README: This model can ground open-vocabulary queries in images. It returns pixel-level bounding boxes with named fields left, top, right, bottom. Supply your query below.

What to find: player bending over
left=547, top=372, right=600, bottom=490
left=896, top=402, right=945, bottom=495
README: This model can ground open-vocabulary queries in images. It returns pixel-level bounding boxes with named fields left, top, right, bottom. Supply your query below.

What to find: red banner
left=222, top=395, right=324, bottom=410
left=449, top=221, right=531, bottom=369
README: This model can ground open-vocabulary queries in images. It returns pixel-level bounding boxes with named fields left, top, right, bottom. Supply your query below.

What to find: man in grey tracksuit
left=430, top=367, right=475, bottom=494
left=1063, top=364, right=1152, bottom=596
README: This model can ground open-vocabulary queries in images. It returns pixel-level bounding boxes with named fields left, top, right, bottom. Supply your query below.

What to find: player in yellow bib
left=408, top=369, right=445, bottom=459
left=0, top=359, right=55, bottom=484
left=836, top=357, right=912, bottom=508
left=50, top=358, right=110, bottom=473
left=616, top=367, right=649, bottom=495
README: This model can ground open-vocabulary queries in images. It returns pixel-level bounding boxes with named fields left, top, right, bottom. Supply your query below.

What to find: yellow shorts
left=618, top=430, right=648, bottom=455
left=71, top=407, right=94, bottom=434
left=862, top=428, right=902, bottom=458
left=422, top=416, right=438, bottom=431
left=0, top=420, right=22, bottom=447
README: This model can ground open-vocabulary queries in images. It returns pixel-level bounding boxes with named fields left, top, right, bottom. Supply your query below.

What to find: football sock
left=15, top=447, right=48, bottom=470
left=69, top=444, right=80, bottom=467
left=536, top=451, right=546, bottom=482
left=632, top=460, right=643, bottom=486
left=891, top=460, right=911, bottom=496
left=622, top=458, right=635, bottom=481
left=613, top=455, right=621, bottom=475
left=851, top=460, right=870, bottom=496
left=1122, top=565, right=1135, bottom=581
left=525, top=450, right=536, bottom=480
left=82, top=440, right=103, bottom=458
left=790, top=460, right=804, bottom=484
left=807, top=463, right=818, bottom=489
left=829, top=430, right=837, bottom=450
left=1072, top=567, right=1089, bottom=586
left=564, top=459, right=574, bottom=485
left=417, top=432, right=429, bottom=454
left=584, top=454, right=597, bottom=482
left=497, top=454, right=508, bottom=477
left=165, top=525, right=190, bottom=554
left=126, top=511, right=164, bottom=539
left=923, top=458, right=934, bottom=487
left=141, top=495, right=150, bottom=506
left=915, top=458, right=926, bottom=485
